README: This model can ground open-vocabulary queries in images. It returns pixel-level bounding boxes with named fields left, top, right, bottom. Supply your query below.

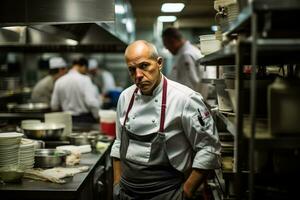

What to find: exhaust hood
left=0, top=0, right=114, bottom=25
left=0, top=0, right=134, bottom=52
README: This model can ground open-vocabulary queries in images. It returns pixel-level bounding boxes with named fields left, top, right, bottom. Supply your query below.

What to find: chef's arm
left=113, top=158, right=122, bottom=185
left=183, top=168, right=208, bottom=198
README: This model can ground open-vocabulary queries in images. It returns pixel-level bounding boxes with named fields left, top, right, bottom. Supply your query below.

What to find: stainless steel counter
left=0, top=144, right=112, bottom=200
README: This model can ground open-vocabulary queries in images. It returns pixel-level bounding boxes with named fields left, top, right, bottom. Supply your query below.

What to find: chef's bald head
left=125, top=40, right=159, bottom=61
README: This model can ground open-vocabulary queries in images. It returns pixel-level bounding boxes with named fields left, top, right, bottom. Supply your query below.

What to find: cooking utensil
left=22, top=122, right=65, bottom=140
left=34, top=149, right=70, bottom=168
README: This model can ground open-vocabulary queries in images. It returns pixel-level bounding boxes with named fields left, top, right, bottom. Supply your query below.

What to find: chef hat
left=88, top=58, right=98, bottom=70
left=49, top=57, right=67, bottom=69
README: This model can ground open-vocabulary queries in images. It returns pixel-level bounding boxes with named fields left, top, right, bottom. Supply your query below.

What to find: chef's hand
left=183, top=184, right=194, bottom=199
left=113, top=183, right=120, bottom=200
left=183, top=169, right=208, bottom=199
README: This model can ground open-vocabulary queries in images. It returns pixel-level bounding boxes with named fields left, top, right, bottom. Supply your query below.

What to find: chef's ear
left=157, top=57, right=163, bottom=69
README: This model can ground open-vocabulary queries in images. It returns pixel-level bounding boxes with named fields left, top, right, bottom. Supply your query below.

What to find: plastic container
left=199, top=34, right=222, bottom=55
left=98, top=110, right=117, bottom=138
left=268, top=78, right=300, bottom=136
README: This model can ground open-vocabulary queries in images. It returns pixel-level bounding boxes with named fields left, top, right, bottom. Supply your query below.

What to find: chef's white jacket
left=31, top=75, right=54, bottom=104
left=51, top=69, right=100, bottom=119
left=111, top=76, right=221, bottom=172
left=168, top=41, right=203, bottom=91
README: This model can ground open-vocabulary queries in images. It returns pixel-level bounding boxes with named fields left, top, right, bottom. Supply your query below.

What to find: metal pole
left=249, top=12, right=258, bottom=200
left=235, top=38, right=245, bottom=200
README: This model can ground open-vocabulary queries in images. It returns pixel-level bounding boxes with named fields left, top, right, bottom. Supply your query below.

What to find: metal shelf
left=216, top=111, right=236, bottom=137
left=244, top=131, right=300, bottom=149
left=198, top=38, right=300, bottom=66
left=216, top=113, right=300, bottom=149
left=198, top=45, right=236, bottom=66
left=226, top=0, right=300, bottom=36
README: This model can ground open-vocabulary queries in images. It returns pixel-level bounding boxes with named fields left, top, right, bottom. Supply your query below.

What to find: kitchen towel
left=24, top=166, right=89, bottom=183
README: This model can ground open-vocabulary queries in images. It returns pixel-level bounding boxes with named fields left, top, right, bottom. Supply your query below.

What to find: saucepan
left=22, top=122, right=65, bottom=140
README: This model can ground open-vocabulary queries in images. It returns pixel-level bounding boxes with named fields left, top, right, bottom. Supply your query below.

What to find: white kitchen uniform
left=51, top=69, right=100, bottom=119
left=111, top=75, right=221, bottom=173
left=101, top=70, right=116, bottom=94
left=31, top=75, right=54, bottom=104
left=168, top=41, right=203, bottom=91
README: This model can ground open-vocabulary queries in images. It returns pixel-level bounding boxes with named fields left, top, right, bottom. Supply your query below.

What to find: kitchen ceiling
left=128, top=0, right=216, bottom=30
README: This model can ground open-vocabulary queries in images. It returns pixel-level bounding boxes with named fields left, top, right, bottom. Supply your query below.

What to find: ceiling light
left=115, top=5, right=125, bottom=14
left=158, top=16, right=177, bottom=22
left=161, top=3, right=185, bottom=13
left=2, top=26, right=26, bottom=33
left=66, top=39, right=78, bottom=46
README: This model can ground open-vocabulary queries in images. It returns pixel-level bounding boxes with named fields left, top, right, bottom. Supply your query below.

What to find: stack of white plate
left=227, top=3, right=239, bottom=24
left=0, top=132, right=23, bottom=168
left=19, top=138, right=35, bottom=170
left=45, top=112, right=72, bottom=139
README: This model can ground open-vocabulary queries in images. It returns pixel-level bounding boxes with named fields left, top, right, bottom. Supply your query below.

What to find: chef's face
left=125, top=44, right=162, bottom=95
left=162, top=37, right=178, bottom=55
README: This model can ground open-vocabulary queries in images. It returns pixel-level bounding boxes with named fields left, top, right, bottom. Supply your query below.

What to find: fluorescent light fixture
left=115, top=5, right=125, bottom=14
left=2, top=26, right=25, bottom=33
left=66, top=39, right=78, bottom=46
left=161, top=3, right=185, bottom=12
left=158, top=16, right=177, bottom=22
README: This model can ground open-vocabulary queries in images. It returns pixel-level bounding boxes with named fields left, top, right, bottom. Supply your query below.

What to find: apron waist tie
left=120, top=175, right=183, bottom=198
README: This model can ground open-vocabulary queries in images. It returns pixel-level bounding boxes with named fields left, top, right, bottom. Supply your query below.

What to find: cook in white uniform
left=31, top=57, right=68, bottom=104
left=110, top=40, right=221, bottom=200
left=88, top=58, right=116, bottom=94
left=51, top=57, right=101, bottom=123
left=162, top=27, right=204, bottom=91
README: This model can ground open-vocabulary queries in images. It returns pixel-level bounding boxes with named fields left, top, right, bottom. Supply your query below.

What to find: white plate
left=0, top=132, right=23, bottom=138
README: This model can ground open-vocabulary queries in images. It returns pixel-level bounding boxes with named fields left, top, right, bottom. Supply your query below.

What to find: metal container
left=22, top=122, right=65, bottom=140
left=68, top=132, right=99, bottom=146
left=34, top=149, right=70, bottom=168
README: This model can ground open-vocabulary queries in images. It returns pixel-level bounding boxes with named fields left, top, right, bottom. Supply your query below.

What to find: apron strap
left=123, top=87, right=138, bottom=126
left=123, top=77, right=168, bottom=132
left=159, top=77, right=167, bottom=133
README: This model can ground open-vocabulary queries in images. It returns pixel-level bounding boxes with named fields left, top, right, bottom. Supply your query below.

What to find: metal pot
left=22, top=122, right=65, bottom=141
left=34, top=149, right=70, bottom=168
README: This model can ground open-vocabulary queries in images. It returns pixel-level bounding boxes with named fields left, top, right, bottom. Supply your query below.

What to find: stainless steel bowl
left=68, top=132, right=99, bottom=146
left=22, top=122, right=65, bottom=140
left=34, top=149, right=70, bottom=168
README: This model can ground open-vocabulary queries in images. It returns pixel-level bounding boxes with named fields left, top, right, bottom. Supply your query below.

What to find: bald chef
left=110, top=40, right=221, bottom=200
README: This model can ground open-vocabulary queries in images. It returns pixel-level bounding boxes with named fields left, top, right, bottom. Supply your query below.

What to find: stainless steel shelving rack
left=199, top=0, right=300, bottom=199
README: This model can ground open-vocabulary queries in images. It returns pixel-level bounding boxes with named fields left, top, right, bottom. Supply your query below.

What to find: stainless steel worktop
left=0, top=144, right=112, bottom=200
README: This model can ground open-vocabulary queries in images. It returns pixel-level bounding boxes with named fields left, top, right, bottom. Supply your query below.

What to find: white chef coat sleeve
left=181, top=93, right=221, bottom=169
left=51, top=82, right=60, bottom=111
left=110, top=92, right=124, bottom=159
left=182, top=54, right=200, bottom=86
left=83, top=78, right=101, bottom=119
